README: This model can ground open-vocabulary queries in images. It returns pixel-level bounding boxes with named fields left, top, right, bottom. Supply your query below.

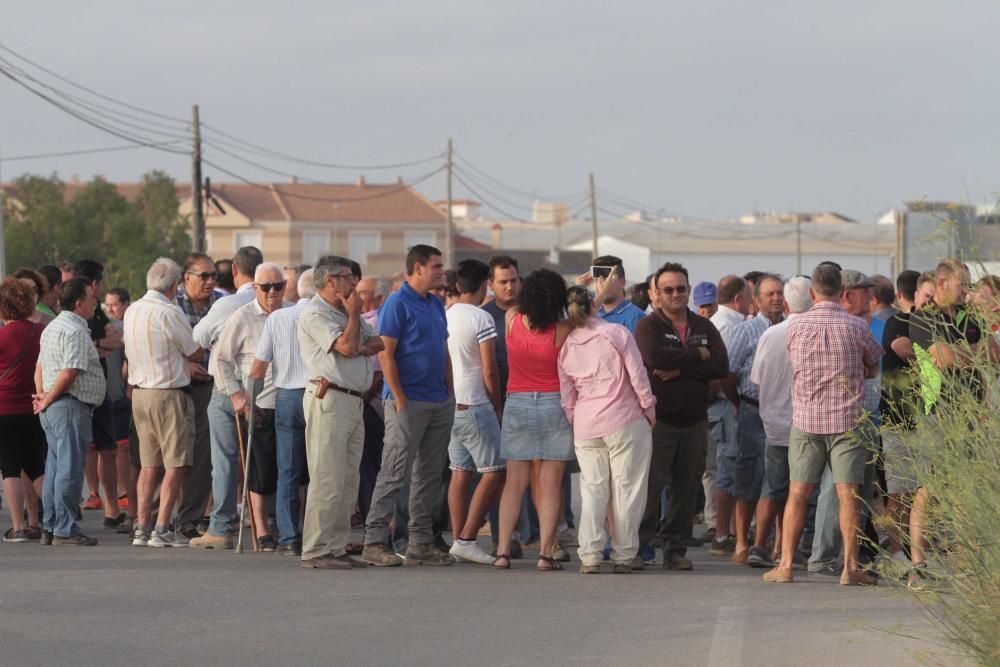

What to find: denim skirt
left=501, top=392, right=574, bottom=461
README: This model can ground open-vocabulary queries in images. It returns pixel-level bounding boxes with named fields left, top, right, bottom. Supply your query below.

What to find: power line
left=451, top=171, right=556, bottom=225
left=453, top=151, right=587, bottom=202
left=201, top=158, right=446, bottom=204
left=452, top=164, right=554, bottom=213
left=0, top=140, right=187, bottom=163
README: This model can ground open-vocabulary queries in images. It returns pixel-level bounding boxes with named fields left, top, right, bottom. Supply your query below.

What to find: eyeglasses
left=187, top=271, right=218, bottom=280
left=256, top=282, right=285, bottom=292
left=331, top=272, right=356, bottom=280
left=656, top=285, right=688, bottom=295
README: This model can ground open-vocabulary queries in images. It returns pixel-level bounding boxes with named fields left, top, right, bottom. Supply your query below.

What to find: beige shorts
left=788, top=425, right=867, bottom=485
left=132, top=388, right=194, bottom=468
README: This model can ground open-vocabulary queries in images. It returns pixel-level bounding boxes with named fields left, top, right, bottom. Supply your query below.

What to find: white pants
left=575, top=418, right=652, bottom=566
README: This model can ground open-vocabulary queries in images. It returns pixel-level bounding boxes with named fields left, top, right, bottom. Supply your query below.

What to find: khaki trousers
left=301, top=385, right=364, bottom=560
left=575, top=418, right=653, bottom=566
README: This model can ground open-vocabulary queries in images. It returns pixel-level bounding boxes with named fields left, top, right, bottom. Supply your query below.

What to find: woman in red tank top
left=495, top=269, right=573, bottom=571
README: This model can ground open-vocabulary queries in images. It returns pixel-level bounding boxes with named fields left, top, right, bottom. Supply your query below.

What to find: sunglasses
left=187, top=271, right=218, bottom=280
left=656, top=285, right=688, bottom=295
left=256, top=282, right=285, bottom=292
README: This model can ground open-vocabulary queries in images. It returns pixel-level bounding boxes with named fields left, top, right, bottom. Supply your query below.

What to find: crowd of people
left=1, top=244, right=991, bottom=585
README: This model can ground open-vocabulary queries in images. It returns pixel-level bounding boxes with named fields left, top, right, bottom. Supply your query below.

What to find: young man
left=634, top=263, right=729, bottom=570
left=590, top=255, right=646, bottom=334
left=102, top=287, right=132, bottom=526
left=362, top=245, right=456, bottom=567
left=445, top=260, right=505, bottom=565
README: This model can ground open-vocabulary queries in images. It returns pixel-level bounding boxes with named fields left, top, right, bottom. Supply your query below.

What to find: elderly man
left=747, top=276, right=812, bottom=569
left=298, top=256, right=384, bottom=569
left=284, top=264, right=311, bottom=302
left=34, top=278, right=107, bottom=546
left=764, top=264, right=881, bottom=586
left=724, top=274, right=785, bottom=565
left=251, top=269, right=315, bottom=555
left=189, top=247, right=263, bottom=547
left=174, top=252, right=219, bottom=539
left=123, top=259, right=203, bottom=548
left=356, top=276, right=389, bottom=316
left=192, top=262, right=286, bottom=551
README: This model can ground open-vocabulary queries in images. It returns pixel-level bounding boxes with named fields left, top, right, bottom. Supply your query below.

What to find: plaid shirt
left=176, top=288, right=219, bottom=328
left=38, top=311, right=106, bottom=406
left=727, top=313, right=775, bottom=401
left=255, top=299, right=311, bottom=390
left=787, top=301, right=882, bottom=434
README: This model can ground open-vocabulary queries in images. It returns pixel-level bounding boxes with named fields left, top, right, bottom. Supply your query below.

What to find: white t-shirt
left=749, top=315, right=795, bottom=447
left=710, top=304, right=747, bottom=347
left=446, top=303, right=498, bottom=406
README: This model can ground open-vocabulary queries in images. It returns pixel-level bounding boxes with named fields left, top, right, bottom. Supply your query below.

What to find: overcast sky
left=2, top=1, right=999, bottom=221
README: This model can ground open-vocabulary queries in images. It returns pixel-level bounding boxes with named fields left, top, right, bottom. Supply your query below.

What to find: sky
left=2, top=1, right=999, bottom=222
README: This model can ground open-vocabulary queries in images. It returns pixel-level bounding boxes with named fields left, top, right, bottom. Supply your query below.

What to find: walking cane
left=235, top=378, right=264, bottom=554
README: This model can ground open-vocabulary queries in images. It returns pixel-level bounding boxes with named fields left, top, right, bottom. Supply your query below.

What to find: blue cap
left=692, top=281, right=717, bottom=306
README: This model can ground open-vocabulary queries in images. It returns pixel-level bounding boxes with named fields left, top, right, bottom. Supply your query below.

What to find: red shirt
left=0, top=320, right=44, bottom=415
left=506, top=313, right=561, bottom=393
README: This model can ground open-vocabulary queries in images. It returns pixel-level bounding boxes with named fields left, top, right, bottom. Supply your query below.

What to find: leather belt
left=739, top=395, right=759, bottom=407
left=456, top=403, right=471, bottom=411
left=309, top=378, right=364, bottom=399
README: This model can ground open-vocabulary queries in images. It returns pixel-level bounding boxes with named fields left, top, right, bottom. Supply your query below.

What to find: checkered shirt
left=38, top=310, right=106, bottom=406
left=255, top=299, right=311, bottom=390
left=176, top=287, right=219, bottom=328
left=727, top=313, right=774, bottom=401
left=787, top=301, right=883, bottom=434
left=213, top=299, right=280, bottom=409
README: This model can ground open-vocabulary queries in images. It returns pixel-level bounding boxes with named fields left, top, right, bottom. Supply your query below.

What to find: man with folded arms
left=764, top=264, right=881, bottom=586
left=298, top=256, right=383, bottom=569
left=123, top=258, right=203, bottom=548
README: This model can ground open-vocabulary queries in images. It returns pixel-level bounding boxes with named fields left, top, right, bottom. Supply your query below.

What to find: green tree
left=3, top=173, right=70, bottom=267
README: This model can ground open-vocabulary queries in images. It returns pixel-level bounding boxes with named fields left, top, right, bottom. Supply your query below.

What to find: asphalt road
left=0, top=513, right=958, bottom=667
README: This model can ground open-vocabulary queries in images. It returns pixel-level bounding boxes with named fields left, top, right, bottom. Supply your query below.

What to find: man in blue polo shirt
left=362, top=244, right=456, bottom=567
left=592, top=255, right=646, bottom=334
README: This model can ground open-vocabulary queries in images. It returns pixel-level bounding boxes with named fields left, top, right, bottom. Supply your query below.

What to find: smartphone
left=591, top=265, right=613, bottom=280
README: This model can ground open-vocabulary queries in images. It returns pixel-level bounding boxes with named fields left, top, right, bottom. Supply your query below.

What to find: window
left=302, top=231, right=330, bottom=264
left=234, top=231, right=262, bottom=253
left=349, top=231, right=381, bottom=267
left=404, top=230, right=437, bottom=250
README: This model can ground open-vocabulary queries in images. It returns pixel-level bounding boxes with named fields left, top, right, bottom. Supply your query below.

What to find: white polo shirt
left=749, top=314, right=797, bottom=447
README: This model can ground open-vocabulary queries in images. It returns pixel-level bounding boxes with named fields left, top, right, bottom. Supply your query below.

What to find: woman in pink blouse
left=557, top=286, right=656, bottom=573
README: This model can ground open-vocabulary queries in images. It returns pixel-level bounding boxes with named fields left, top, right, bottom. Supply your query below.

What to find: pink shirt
left=557, top=318, right=656, bottom=440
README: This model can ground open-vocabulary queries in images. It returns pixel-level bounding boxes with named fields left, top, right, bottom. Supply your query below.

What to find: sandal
left=493, top=553, right=512, bottom=569
left=537, top=555, right=564, bottom=572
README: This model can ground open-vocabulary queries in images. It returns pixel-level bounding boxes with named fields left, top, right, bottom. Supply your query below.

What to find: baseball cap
left=692, top=281, right=717, bottom=306
left=841, top=269, right=876, bottom=290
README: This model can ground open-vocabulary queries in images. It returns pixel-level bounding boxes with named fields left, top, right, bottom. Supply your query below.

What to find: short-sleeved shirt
left=787, top=301, right=883, bottom=435
left=710, top=305, right=747, bottom=346
left=727, top=313, right=775, bottom=401
left=481, top=300, right=510, bottom=396
left=879, top=311, right=916, bottom=428
left=124, top=290, right=200, bottom=390
left=908, top=303, right=983, bottom=413
left=0, top=320, right=43, bottom=414
left=39, top=310, right=106, bottom=406
left=255, top=299, right=311, bottom=391
left=597, top=300, right=646, bottom=334
left=378, top=282, right=449, bottom=403
left=105, top=318, right=127, bottom=401
left=446, top=303, right=497, bottom=406
left=750, top=317, right=795, bottom=447
left=298, top=295, right=375, bottom=394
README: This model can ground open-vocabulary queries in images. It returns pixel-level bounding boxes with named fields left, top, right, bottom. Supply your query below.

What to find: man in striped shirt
left=191, top=262, right=287, bottom=551
left=251, top=268, right=315, bottom=555
left=764, top=264, right=882, bottom=586
left=122, top=258, right=203, bottom=548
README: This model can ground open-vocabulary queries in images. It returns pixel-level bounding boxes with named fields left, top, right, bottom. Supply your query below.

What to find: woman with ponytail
left=557, top=285, right=656, bottom=573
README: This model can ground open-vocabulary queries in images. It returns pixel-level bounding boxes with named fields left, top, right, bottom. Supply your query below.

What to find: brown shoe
left=404, top=542, right=454, bottom=566
left=301, top=553, right=352, bottom=570
left=731, top=548, right=749, bottom=565
left=840, top=569, right=878, bottom=586
left=361, top=543, right=404, bottom=567
left=189, top=533, right=234, bottom=550
left=612, top=562, right=632, bottom=574
left=337, top=553, right=368, bottom=568
left=762, top=567, right=794, bottom=583
left=664, top=553, right=693, bottom=570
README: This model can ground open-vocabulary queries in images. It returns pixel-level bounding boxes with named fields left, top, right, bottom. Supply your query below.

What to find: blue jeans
left=207, top=390, right=239, bottom=536
left=275, top=388, right=306, bottom=545
left=40, top=397, right=92, bottom=537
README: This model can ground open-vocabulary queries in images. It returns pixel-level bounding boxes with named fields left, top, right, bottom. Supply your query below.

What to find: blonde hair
left=566, top=285, right=593, bottom=329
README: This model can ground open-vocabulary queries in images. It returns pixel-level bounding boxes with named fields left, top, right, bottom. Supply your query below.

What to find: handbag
left=0, top=322, right=38, bottom=385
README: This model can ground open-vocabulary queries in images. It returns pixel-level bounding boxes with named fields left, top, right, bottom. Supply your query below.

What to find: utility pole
left=0, top=144, right=6, bottom=279
left=588, top=172, right=598, bottom=257
left=444, top=138, right=454, bottom=266
left=191, top=104, right=205, bottom=252
left=795, top=217, right=802, bottom=275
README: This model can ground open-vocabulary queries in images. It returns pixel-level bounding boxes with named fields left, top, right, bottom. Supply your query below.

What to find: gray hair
left=372, top=277, right=390, bottom=297
left=146, top=257, right=183, bottom=292
left=784, top=276, right=813, bottom=314
left=254, top=262, right=284, bottom=282
left=284, top=263, right=311, bottom=276
left=811, top=263, right=842, bottom=297
left=314, top=255, right=354, bottom=289
left=297, top=268, right=317, bottom=299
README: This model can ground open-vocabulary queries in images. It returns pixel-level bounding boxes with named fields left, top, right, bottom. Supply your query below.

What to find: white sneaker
left=449, top=540, right=495, bottom=565
left=148, top=529, right=189, bottom=548
left=132, top=528, right=151, bottom=547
